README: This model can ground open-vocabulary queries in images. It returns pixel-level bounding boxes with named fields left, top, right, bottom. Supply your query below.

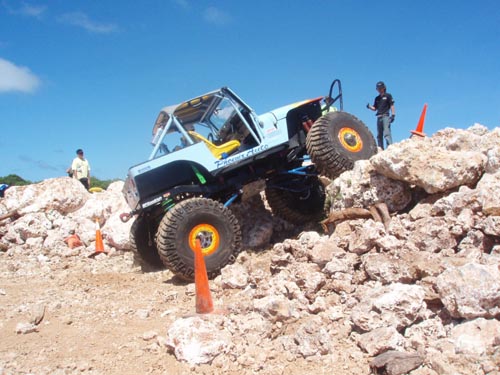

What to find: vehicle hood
left=266, top=97, right=323, bottom=120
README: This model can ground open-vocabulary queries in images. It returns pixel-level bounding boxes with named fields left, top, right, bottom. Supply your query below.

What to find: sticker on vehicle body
left=142, top=196, right=162, bottom=208
left=214, top=144, right=270, bottom=169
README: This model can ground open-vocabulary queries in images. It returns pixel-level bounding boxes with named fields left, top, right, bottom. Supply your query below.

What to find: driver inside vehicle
left=173, top=136, right=189, bottom=151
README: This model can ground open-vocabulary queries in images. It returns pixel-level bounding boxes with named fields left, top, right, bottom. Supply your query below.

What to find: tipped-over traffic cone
left=64, top=233, right=82, bottom=249
left=194, top=239, right=214, bottom=314
left=90, top=218, right=106, bottom=257
left=411, top=104, right=428, bottom=137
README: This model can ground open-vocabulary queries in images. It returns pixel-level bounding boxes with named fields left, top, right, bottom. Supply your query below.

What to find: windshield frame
left=148, top=89, right=261, bottom=160
left=148, top=116, right=195, bottom=160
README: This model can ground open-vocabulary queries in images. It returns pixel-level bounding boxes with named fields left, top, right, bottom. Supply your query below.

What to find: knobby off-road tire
left=265, top=178, right=325, bottom=224
left=130, top=216, right=164, bottom=270
left=155, top=197, right=242, bottom=280
left=306, top=112, right=377, bottom=179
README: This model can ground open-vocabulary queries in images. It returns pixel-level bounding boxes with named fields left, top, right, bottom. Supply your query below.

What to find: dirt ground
left=0, top=249, right=370, bottom=375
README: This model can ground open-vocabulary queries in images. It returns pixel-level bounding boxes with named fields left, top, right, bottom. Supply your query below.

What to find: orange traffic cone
left=194, top=239, right=214, bottom=314
left=89, top=218, right=106, bottom=257
left=411, top=104, right=428, bottom=137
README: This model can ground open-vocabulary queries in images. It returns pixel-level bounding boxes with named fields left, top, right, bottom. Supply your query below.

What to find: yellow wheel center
left=338, top=127, right=363, bottom=152
left=188, top=224, right=220, bottom=256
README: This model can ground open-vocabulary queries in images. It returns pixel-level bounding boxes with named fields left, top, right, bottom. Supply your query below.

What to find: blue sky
left=1, top=0, right=499, bottom=182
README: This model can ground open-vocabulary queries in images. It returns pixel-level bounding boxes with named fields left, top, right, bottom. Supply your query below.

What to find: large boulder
left=425, top=124, right=500, bottom=159
left=2, top=177, right=89, bottom=215
left=102, top=213, right=133, bottom=250
left=371, top=138, right=487, bottom=194
left=229, top=194, right=276, bottom=249
left=427, top=126, right=485, bottom=152
left=325, top=160, right=412, bottom=213
left=436, top=263, right=500, bottom=319
left=351, top=283, right=427, bottom=332
left=70, top=180, right=129, bottom=223
left=99, top=181, right=133, bottom=250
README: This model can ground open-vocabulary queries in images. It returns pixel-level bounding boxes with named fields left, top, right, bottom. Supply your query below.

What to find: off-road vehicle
left=121, top=80, right=377, bottom=279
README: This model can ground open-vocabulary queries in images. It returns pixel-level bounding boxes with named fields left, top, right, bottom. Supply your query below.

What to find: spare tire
left=265, top=177, right=325, bottom=224
left=155, top=197, right=242, bottom=280
left=306, top=112, right=377, bottom=179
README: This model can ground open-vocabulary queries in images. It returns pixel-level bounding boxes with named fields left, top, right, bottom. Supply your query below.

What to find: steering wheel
left=207, top=133, right=215, bottom=142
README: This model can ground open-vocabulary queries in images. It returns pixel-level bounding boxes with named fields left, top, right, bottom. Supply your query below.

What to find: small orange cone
left=411, top=104, right=428, bottom=137
left=194, top=239, right=214, bottom=314
left=90, top=218, right=106, bottom=257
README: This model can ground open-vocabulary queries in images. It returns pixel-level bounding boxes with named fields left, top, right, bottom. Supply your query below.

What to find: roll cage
left=149, top=88, right=261, bottom=161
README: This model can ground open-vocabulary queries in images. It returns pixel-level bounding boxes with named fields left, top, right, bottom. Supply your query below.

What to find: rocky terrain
left=1, top=124, right=499, bottom=375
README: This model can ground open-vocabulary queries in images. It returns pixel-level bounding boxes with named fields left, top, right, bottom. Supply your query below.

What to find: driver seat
left=188, top=131, right=240, bottom=159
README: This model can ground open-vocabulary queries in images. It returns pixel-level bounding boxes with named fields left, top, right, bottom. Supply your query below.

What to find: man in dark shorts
left=71, top=149, right=91, bottom=190
left=367, top=81, right=396, bottom=149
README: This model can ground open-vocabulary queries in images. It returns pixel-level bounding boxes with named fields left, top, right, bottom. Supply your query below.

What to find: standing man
left=72, top=149, right=91, bottom=190
left=366, top=81, right=396, bottom=149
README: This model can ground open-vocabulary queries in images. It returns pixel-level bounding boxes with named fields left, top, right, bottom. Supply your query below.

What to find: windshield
left=209, top=97, right=237, bottom=129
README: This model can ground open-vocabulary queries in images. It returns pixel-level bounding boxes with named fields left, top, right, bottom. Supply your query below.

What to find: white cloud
left=18, top=155, right=58, bottom=171
left=203, top=6, right=232, bottom=26
left=18, top=3, right=46, bottom=18
left=173, top=0, right=190, bottom=9
left=58, top=11, right=118, bottom=34
left=3, top=2, right=47, bottom=19
left=0, top=58, right=40, bottom=94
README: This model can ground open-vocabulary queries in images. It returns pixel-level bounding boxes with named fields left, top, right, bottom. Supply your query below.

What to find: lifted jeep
left=121, top=80, right=377, bottom=279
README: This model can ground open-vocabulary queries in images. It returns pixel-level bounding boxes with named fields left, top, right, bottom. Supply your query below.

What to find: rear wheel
left=155, top=197, right=242, bottom=280
left=130, top=216, right=164, bottom=270
left=306, top=112, right=377, bottom=179
left=265, top=177, right=325, bottom=224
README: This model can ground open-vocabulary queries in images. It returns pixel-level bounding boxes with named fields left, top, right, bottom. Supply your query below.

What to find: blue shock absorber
left=224, top=193, right=239, bottom=207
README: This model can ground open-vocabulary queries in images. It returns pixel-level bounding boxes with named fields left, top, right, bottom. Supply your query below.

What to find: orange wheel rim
left=188, top=224, right=220, bottom=256
left=338, top=127, right=363, bottom=152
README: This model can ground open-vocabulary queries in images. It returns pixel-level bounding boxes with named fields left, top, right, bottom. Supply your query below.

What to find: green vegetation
left=0, top=174, right=32, bottom=186
left=91, top=177, right=121, bottom=190
left=0, top=174, right=121, bottom=190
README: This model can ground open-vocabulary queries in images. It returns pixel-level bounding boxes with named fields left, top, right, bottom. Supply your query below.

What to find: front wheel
left=306, top=112, right=377, bottom=179
left=130, top=216, right=164, bottom=271
left=155, top=198, right=242, bottom=280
